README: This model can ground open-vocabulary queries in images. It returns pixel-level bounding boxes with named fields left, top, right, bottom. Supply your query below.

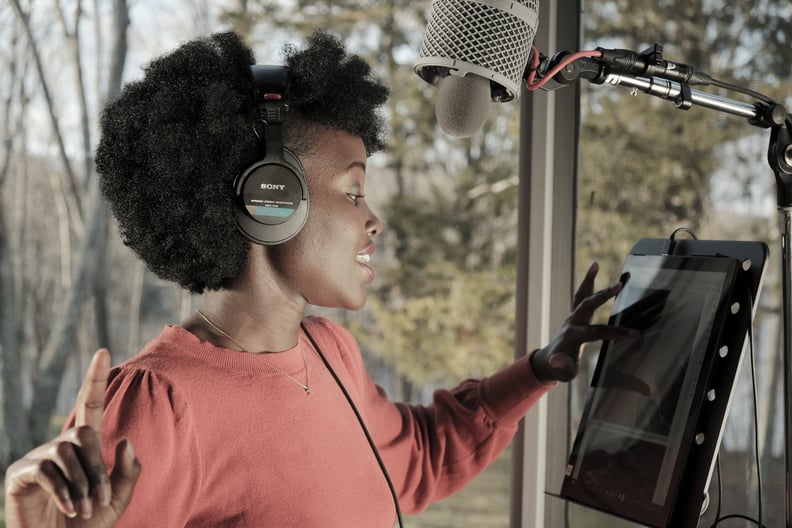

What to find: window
left=520, top=1, right=792, bottom=526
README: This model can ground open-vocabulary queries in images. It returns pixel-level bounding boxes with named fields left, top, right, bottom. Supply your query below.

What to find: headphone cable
left=302, top=322, right=405, bottom=528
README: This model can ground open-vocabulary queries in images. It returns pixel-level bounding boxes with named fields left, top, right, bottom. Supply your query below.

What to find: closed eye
left=346, top=192, right=365, bottom=206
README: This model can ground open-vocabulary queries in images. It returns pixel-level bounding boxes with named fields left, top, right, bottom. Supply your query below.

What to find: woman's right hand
left=531, top=262, right=637, bottom=383
left=4, top=349, right=141, bottom=527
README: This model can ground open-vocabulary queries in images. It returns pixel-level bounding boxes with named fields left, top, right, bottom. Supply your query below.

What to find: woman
left=4, top=30, right=632, bottom=527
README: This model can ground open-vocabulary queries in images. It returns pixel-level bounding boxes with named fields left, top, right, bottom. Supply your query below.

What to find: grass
left=406, top=448, right=512, bottom=527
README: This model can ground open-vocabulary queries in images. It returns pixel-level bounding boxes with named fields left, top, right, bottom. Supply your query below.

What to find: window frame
left=510, top=0, right=581, bottom=525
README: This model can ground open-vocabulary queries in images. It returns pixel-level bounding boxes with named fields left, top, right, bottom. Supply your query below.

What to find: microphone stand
left=537, top=50, right=792, bottom=527
left=601, top=71, right=792, bottom=528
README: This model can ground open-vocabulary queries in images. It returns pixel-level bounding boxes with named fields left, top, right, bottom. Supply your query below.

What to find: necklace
left=197, top=309, right=313, bottom=395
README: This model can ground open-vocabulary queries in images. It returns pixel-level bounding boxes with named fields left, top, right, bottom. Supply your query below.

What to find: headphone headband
left=233, top=65, right=309, bottom=246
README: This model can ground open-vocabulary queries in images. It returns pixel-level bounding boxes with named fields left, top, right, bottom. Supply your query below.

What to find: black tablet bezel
left=559, top=253, right=741, bottom=527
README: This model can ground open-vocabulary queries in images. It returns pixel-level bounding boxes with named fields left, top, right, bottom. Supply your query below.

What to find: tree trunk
left=127, top=260, right=145, bottom=355
left=91, top=0, right=129, bottom=352
left=107, top=0, right=129, bottom=103
left=0, top=25, right=30, bottom=471
left=28, top=184, right=104, bottom=444
left=94, top=214, right=111, bottom=349
left=0, top=214, right=28, bottom=469
left=26, top=0, right=131, bottom=444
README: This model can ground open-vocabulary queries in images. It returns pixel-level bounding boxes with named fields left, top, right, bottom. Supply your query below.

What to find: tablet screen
left=559, top=253, right=739, bottom=527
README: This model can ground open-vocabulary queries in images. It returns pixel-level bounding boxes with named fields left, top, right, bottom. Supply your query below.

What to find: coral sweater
left=69, top=316, right=553, bottom=527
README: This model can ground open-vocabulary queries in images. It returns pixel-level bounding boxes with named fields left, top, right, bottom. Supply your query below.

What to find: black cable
left=709, top=77, right=776, bottom=105
left=710, top=77, right=792, bottom=131
left=713, top=513, right=768, bottom=527
left=301, top=322, right=405, bottom=528
left=714, top=456, right=722, bottom=526
left=747, top=302, right=763, bottom=527
left=669, top=227, right=698, bottom=240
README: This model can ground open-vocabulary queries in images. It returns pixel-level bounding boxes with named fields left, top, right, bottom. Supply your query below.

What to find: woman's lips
left=356, top=249, right=374, bottom=280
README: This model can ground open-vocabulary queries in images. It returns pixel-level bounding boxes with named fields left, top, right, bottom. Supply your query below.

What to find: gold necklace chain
left=197, top=309, right=312, bottom=395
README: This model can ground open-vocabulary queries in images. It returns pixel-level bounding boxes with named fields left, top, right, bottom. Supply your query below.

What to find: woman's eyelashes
left=346, top=192, right=365, bottom=206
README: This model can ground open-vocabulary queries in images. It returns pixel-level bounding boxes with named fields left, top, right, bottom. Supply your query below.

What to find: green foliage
left=577, top=0, right=792, bottom=280
left=360, top=261, right=516, bottom=385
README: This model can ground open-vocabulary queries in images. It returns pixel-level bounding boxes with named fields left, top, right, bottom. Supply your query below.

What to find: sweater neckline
left=162, top=324, right=311, bottom=377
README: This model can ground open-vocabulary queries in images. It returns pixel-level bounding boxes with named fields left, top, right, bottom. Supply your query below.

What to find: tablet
left=559, top=253, right=740, bottom=527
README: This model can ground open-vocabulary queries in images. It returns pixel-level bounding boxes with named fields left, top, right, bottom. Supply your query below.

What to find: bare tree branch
left=9, top=0, right=84, bottom=227
left=0, top=23, right=21, bottom=187
left=106, top=0, right=129, bottom=104
left=55, top=0, right=93, bottom=192
left=29, top=181, right=103, bottom=444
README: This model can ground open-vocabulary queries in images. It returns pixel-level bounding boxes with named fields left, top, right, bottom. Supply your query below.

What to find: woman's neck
left=182, top=279, right=308, bottom=354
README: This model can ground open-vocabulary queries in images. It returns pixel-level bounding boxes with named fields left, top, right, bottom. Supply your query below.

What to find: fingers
left=5, top=425, right=111, bottom=520
left=4, top=351, right=124, bottom=524
left=108, top=438, right=141, bottom=514
left=71, top=425, right=113, bottom=511
left=7, top=457, right=80, bottom=518
left=538, top=267, right=637, bottom=383
left=572, top=262, right=600, bottom=309
left=76, top=348, right=111, bottom=435
left=56, top=425, right=112, bottom=518
left=570, top=279, right=623, bottom=324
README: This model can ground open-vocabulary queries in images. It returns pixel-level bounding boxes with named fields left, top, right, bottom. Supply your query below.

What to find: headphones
left=233, top=65, right=309, bottom=245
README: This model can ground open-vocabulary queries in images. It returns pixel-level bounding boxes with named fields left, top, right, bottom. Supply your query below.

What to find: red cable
left=525, top=45, right=603, bottom=91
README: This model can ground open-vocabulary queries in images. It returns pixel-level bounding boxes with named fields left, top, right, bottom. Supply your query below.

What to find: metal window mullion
left=510, top=0, right=581, bottom=526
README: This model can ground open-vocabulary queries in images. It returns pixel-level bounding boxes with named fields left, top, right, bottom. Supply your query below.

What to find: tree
left=0, top=7, right=28, bottom=471
left=0, top=0, right=130, bottom=469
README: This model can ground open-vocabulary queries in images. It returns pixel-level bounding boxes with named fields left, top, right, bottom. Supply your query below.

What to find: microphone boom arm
left=601, top=73, right=787, bottom=128
left=606, top=74, right=756, bottom=118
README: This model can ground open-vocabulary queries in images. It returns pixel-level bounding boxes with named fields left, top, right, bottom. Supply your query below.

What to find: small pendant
left=305, top=386, right=313, bottom=395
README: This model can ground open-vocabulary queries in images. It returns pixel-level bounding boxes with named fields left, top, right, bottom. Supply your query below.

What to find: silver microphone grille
left=415, top=0, right=539, bottom=102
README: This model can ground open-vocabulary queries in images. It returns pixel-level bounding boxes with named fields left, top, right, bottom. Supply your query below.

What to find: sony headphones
left=233, top=65, right=309, bottom=245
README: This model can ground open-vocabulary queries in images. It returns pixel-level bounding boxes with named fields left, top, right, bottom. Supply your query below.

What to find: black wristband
left=529, top=348, right=559, bottom=385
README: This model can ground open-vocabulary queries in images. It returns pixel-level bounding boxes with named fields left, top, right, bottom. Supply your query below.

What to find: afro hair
left=96, top=31, right=389, bottom=294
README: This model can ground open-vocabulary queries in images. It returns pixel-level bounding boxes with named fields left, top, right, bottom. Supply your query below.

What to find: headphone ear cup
left=233, top=147, right=309, bottom=245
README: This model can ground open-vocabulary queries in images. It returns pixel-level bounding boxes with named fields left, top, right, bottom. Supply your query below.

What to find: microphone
left=414, top=0, right=539, bottom=137
left=528, top=44, right=713, bottom=92
left=596, top=44, right=712, bottom=86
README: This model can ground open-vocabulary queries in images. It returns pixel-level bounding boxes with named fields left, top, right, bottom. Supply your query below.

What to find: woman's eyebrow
left=346, top=161, right=367, bottom=172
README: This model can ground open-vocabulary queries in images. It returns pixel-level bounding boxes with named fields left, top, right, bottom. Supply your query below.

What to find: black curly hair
left=96, top=31, right=389, bottom=294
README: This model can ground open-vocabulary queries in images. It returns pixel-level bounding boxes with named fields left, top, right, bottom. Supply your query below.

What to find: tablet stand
left=628, top=239, right=767, bottom=527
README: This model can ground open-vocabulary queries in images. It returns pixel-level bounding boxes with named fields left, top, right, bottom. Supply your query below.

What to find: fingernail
left=80, top=497, right=93, bottom=519
left=126, top=438, right=136, bottom=462
left=63, top=496, right=77, bottom=518
left=99, top=482, right=111, bottom=507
